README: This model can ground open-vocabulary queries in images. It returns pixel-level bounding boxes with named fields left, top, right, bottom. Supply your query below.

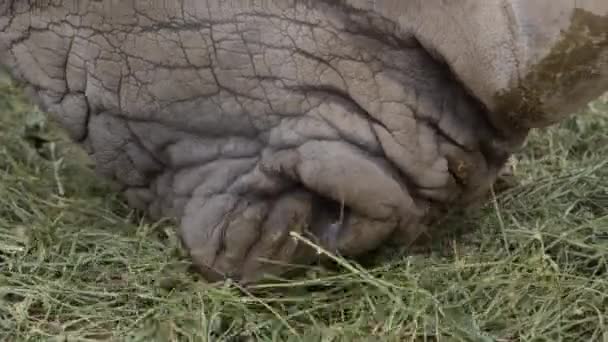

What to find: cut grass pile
left=0, top=72, right=606, bottom=341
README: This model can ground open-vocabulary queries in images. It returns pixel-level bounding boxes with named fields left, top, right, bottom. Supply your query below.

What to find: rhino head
left=1, top=0, right=606, bottom=283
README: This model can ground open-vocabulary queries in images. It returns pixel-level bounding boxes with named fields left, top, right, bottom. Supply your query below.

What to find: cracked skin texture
left=1, top=0, right=607, bottom=284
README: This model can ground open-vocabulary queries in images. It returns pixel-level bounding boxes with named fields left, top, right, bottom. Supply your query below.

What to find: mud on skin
left=0, top=0, right=606, bottom=284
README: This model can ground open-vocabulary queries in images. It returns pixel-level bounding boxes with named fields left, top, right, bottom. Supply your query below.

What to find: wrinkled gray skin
left=1, top=0, right=607, bottom=284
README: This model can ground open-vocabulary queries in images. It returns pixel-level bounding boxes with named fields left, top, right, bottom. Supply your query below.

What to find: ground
left=0, top=70, right=606, bottom=341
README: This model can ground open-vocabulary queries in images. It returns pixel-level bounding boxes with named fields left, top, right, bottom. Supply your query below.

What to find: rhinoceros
left=1, top=0, right=606, bottom=284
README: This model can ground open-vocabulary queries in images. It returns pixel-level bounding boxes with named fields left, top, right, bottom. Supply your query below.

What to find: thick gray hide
left=1, top=0, right=606, bottom=283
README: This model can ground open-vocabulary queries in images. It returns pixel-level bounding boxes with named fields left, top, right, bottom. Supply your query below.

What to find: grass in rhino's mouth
left=0, top=70, right=607, bottom=341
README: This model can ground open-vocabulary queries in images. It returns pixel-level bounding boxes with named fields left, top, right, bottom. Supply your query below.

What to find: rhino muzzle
left=0, top=0, right=606, bottom=284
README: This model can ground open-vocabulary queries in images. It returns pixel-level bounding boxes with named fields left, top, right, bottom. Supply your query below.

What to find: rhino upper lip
left=284, top=80, right=488, bottom=181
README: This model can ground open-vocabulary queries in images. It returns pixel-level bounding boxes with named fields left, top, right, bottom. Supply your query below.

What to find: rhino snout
left=0, top=1, right=606, bottom=283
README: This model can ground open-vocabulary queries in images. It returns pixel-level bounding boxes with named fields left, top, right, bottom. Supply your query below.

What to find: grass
left=0, top=70, right=606, bottom=341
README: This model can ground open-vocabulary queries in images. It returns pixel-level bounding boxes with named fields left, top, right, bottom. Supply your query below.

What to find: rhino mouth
left=0, top=1, right=529, bottom=283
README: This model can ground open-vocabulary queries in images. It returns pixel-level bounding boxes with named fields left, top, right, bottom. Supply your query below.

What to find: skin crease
left=0, top=1, right=606, bottom=284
